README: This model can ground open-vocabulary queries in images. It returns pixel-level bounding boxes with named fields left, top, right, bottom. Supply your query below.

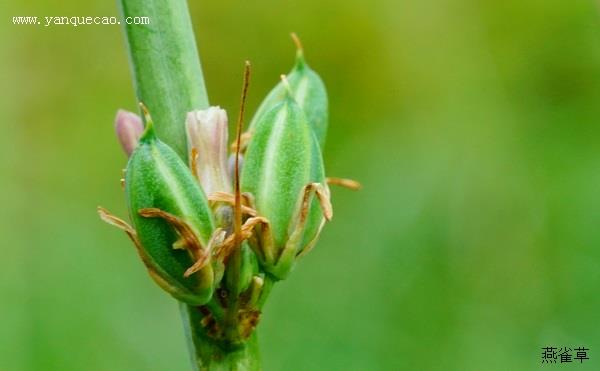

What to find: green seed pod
left=224, top=242, right=259, bottom=296
left=125, top=108, right=216, bottom=305
left=241, top=89, right=330, bottom=280
left=248, top=34, right=328, bottom=148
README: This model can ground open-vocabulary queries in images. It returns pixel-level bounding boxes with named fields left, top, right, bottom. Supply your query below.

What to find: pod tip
left=290, top=32, right=306, bottom=67
left=280, top=74, right=293, bottom=96
left=290, top=32, right=304, bottom=54
left=138, top=102, right=156, bottom=142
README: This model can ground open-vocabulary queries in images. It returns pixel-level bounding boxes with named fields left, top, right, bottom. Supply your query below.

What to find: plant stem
left=119, top=1, right=261, bottom=369
left=180, top=303, right=261, bottom=371
left=119, top=0, right=209, bottom=160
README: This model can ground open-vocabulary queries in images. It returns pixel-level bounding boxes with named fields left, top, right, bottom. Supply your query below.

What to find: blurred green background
left=2, top=0, right=600, bottom=370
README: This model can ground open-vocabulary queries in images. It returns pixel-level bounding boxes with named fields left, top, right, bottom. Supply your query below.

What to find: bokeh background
left=2, top=0, right=600, bottom=370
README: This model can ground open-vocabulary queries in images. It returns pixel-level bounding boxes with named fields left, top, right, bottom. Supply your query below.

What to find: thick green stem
left=119, top=0, right=209, bottom=160
left=119, top=1, right=260, bottom=369
left=180, top=303, right=261, bottom=371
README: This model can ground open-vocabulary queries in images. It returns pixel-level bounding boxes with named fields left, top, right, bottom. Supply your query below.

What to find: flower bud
left=186, top=107, right=232, bottom=196
left=114, top=109, right=143, bottom=156
left=125, top=106, right=216, bottom=305
left=241, top=90, right=330, bottom=279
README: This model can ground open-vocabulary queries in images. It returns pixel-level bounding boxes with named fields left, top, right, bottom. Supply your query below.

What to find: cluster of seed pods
left=99, top=35, right=357, bottom=343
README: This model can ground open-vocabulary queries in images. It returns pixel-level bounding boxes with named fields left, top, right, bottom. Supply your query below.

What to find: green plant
left=98, top=0, right=358, bottom=369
